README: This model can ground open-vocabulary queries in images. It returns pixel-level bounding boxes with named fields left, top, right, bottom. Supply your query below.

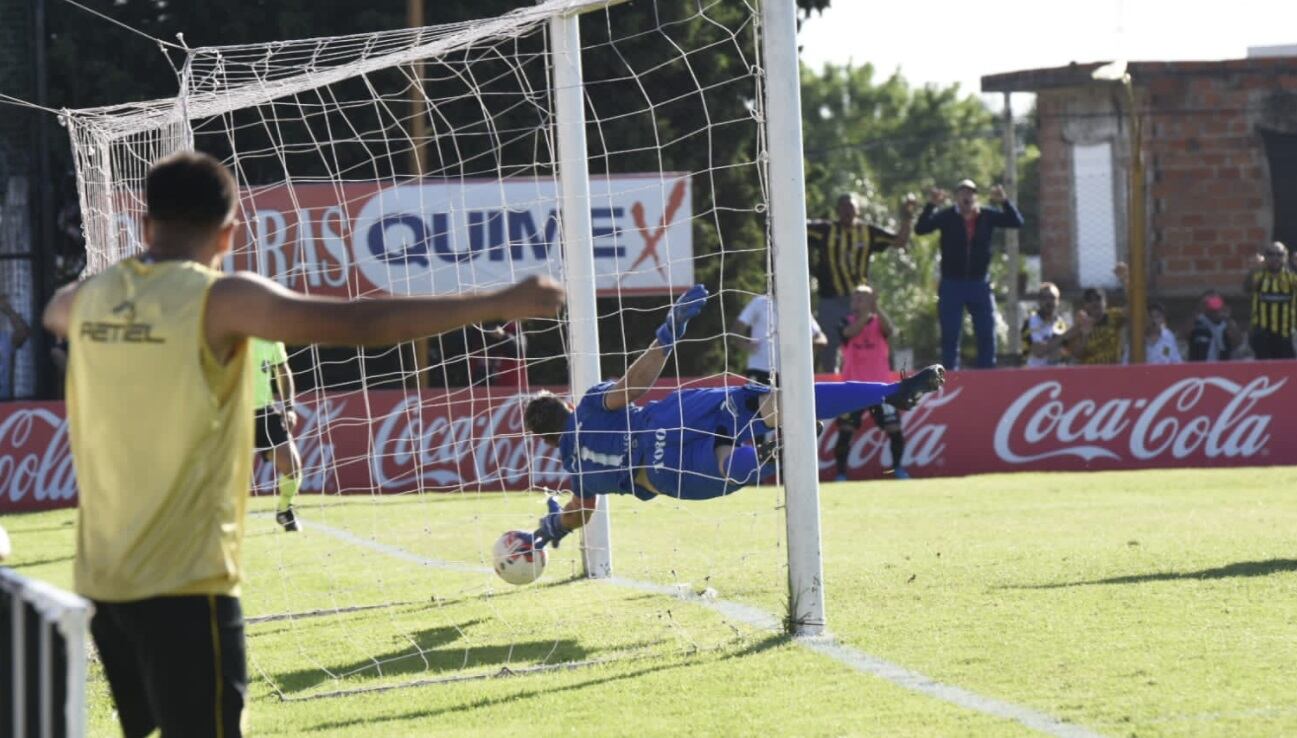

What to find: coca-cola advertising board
left=109, top=174, right=694, bottom=298
left=3, top=362, right=1294, bottom=513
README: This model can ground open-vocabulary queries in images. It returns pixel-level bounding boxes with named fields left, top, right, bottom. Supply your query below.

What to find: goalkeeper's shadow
left=271, top=622, right=591, bottom=695
left=302, top=632, right=788, bottom=732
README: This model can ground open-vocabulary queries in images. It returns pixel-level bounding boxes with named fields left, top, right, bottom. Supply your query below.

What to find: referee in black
left=1244, top=241, right=1297, bottom=359
left=807, top=193, right=913, bottom=372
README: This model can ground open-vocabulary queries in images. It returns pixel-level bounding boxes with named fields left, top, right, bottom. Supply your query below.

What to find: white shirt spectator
left=736, top=294, right=825, bottom=373
left=1127, top=327, right=1183, bottom=365
left=1022, top=311, right=1069, bottom=368
left=1147, top=327, right=1182, bottom=364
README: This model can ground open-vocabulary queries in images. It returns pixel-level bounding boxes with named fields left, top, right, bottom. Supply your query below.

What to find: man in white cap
left=914, top=179, right=1023, bottom=369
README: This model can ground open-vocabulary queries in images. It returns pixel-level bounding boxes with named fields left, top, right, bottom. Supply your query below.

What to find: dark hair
left=523, top=392, right=570, bottom=444
left=1082, top=287, right=1106, bottom=303
left=1147, top=301, right=1166, bottom=316
left=146, top=151, right=237, bottom=232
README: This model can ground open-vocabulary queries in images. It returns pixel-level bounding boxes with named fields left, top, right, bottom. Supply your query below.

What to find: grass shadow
left=5, top=522, right=75, bottom=535
left=8, top=554, right=75, bottom=569
left=302, top=632, right=785, bottom=732
left=273, top=620, right=588, bottom=694
left=1008, top=558, right=1297, bottom=590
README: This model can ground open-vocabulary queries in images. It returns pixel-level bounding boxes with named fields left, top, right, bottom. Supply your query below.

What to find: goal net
left=63, top=0, right=818, bottom=700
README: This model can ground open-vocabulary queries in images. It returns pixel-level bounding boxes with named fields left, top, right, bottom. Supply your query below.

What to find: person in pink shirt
left=834, top=285, right=910, bottom=480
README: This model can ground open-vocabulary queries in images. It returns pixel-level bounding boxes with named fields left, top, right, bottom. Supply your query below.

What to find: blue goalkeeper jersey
left=558, top=381, right=771, bottom=499
left=558, top=381, right=640, bottom=498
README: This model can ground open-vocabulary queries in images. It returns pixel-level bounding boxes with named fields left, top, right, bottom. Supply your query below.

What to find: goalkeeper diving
left=521, top=284, right=946, bottom=549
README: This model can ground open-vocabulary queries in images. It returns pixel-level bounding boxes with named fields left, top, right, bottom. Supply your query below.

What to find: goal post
left=548, top=9, right=612, bottom=579
left=60, top=0, right=829, bottom=697
left=761, top=0, right=826, bottom=636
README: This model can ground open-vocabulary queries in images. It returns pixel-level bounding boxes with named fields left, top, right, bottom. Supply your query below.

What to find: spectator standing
left=0, top=292, right=32, bottom=400
left=1069, top=263, right=1129, bottom=365
left=914, top=180, right=1024, bottom=369
left=1020, top=282, right=1072, bottom=367
left=807, top=193, right=912, bottom=372
left=1187, top=291, right=1240, bottom=362
left=730, top=293, right=827, bottom=385
left=834, top=285, right=909, bottom=480
left=1243, top=241, right=1297, bottom=360
left=251, top=338, right=303, bottom=532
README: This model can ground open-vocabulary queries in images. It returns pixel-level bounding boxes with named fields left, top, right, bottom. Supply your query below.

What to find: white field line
left=303, top=518, right=1105, bottom=738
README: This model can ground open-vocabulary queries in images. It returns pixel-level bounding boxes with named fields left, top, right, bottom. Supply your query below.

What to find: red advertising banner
left=3, top=362, right=1295, bottom=514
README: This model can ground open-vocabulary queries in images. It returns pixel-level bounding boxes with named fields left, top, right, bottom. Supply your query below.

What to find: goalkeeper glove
left=532, top=496, right=571, bottom=549
left=655, top=284, right=709, bottom=350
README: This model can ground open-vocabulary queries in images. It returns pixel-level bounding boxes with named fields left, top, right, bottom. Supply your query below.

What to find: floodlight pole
left=1002, top=93, right=1022, bottom=360
left=1123, top=76, right=1148, bottom=363
left=550, top=11, right=612, bottom=578
left=762, top=0, right=826, bottom=636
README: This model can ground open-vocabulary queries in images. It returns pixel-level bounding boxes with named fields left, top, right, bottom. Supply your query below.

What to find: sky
left=797, top=0, right=1297, bottom=113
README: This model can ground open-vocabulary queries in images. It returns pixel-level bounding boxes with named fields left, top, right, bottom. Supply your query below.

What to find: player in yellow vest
left=250, top=338, right=303, bottom=530
left=42, top=151, right=564, bottom=738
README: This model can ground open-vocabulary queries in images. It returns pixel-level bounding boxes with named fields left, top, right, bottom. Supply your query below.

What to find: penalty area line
left=304, top=518, right=1104, bottom=738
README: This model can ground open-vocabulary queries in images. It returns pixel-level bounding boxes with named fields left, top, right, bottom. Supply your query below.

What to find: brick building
left=983, top=56, right=1297, bottom=317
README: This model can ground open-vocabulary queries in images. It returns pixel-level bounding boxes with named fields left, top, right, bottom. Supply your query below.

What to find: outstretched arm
left=990, top=200, right=1025, bottom=228
left=42, top=282, right=81, bottom=338
left=602, top=338, right=672, bottom=411
left=893, top=194, right=918, bottom=249
left=913, top=187, right=946, bottom=235
left=603, top=284, right=709, bottom=411
left=532, top=493, right=598, bottom=549
left=204, top=272, right=564, bottom=363
left=988, top=185, right=1024, bottom=228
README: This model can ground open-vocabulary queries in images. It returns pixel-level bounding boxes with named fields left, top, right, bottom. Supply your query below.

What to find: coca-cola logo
left=994, top=376, right=1283, bottom=464
left=369, top=393, right=565, bottom=491
left=0, top=408, right=77, bottom=507
left=821, top=388, right=960, bottom=472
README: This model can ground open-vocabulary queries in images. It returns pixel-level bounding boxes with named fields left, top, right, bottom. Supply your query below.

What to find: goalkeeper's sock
left=813, top=381, right=900, bottom=420
left=277, top=474, right=301, bottom=513
left=834, top=423, right=854, bottom=476
left=889, top=431, right=906, bottom=471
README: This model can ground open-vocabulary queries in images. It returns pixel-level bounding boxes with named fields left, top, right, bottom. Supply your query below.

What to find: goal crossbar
left=63, top=0, right=631, bottom=142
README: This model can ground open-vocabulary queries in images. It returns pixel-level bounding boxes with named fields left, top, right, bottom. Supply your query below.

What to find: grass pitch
left=6, top=466, right=1296, bottom=737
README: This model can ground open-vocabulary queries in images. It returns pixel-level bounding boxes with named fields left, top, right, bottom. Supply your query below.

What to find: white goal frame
left=62, top=0, right=825, bottom=635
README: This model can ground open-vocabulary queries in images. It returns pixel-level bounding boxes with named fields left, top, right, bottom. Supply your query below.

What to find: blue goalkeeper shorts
left=632, top=383, right=772, bottom=500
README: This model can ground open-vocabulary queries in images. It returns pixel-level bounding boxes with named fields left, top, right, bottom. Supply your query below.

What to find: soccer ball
left=492, top=530, right=547, bottom=585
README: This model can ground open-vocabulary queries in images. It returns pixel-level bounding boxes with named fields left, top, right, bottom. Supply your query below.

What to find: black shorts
left=1249, top=329, right=1296, bottom=360
left=254, top=407, right=290, bottom=452
left=837, top=403, right=900, bottom=432
left=744, top=368, right=772, bottom=385
left=90, top=595, right=246, bottom=738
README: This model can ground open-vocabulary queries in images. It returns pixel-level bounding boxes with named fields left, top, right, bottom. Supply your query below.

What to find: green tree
left=798, top=62, right=1005, bottom=364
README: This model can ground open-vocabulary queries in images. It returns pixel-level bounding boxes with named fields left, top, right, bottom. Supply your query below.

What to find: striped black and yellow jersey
left=807, top=220, right=897, bottom=298
left=1249, top=269, right=1297, bottom=336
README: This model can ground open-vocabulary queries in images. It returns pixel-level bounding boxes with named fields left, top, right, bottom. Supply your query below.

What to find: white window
left=1072, top=142, right=1120, bottom=288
